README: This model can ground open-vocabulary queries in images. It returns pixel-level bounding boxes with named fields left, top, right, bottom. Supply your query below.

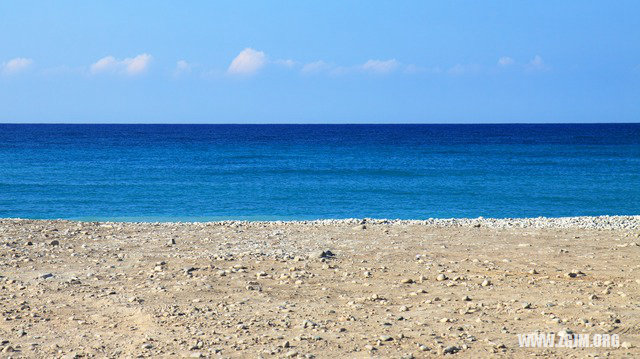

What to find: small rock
left=315, top=250, right=335, bottom=259
left=400, top=278, right=414, bottom=284
left=481, top=279, right=491, bottom=287
left=301, top=319, right=317, bottom=328
left=379, top=335, right=393, bottom=341
left=49, top=240, right=60, bottom=246
left=436, top=274, right=447, bottom=281
left=558, top=328, right=573, bottom=337
left=443, top=346, right=460, bottom=354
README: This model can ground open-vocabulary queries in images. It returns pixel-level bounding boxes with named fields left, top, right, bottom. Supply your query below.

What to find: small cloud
left=301, top=60, right=332, bottom=74
left=90, top=56, right=117, bottom=74
left=228, top=48, right=266, bottom=75
left=274, top=59, right=297, bottom=68
left=361, top=59, right=399, bottom=73
left=1, top=57, right=34, bottom=75
left=90, top=53, right=152, bottom=75
left=526, top=55, right=548, bottom=71
left=174, top=60, right=192, bottom=76
left=498, top=56, right=514, bottom=66
left=123, top=54, right=152, bottom=75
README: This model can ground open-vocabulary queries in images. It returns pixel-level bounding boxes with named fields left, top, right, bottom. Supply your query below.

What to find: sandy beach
left=0, top=216, right=638, bottom=358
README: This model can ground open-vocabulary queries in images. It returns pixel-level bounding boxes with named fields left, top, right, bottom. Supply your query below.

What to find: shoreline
left=2, top=214, right=640, bottom=230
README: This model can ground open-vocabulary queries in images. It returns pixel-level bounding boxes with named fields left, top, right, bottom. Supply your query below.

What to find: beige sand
left=0, top=218, right=638, bottom=358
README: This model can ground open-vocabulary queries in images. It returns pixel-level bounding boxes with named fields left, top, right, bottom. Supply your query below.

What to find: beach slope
left=0, top=217, right=638, bottom=358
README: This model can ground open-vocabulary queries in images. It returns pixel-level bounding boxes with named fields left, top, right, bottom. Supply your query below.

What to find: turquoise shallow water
left=0, top=124, right=638, bottom=221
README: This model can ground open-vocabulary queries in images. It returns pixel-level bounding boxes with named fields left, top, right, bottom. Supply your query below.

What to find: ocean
left=0, top=124, right=638, bottom=221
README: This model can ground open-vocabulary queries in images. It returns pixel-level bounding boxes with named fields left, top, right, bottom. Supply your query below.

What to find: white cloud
left=1, top=57, right=34, bottom=75
left=498, top=56, right=514, bottom=66
left=274, top=59, right=297, bottom=67
left=302, top=59, right=401, bottom=75
left=90, top=53, right=152, bottom=75
left=228, top=48, right=266, bottom=75
left=174, top=60, right=192, bottom=75
left=123, top=54, right=152, bottom=75
left=360, top=59, right=399, bottom=73
left=90, top=56, right=117, bottom=73
left=301, top=60, right=332, bottom=74
left=526, top=55, right=548, bottom=71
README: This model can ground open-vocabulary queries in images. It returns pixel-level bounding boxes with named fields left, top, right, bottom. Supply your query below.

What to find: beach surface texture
left=0, top=216, right=639, bottom=358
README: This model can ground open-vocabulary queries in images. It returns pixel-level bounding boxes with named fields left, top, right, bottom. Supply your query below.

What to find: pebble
left=436, top=274, right=447, bottom=281
left=443, top=346, right=460, bottom=354
left=481, top=279, right=491, bottom=287
left=558, top=329, right=573, bottom=337
left=315, top=250, right=335, bottom=259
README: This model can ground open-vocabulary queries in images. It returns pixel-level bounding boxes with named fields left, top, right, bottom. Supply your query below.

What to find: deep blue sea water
left=0, top=124, right=638, bottom=221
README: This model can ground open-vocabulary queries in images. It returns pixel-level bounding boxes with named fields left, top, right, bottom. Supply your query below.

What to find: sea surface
left=1, top=124, right=639, bottom=221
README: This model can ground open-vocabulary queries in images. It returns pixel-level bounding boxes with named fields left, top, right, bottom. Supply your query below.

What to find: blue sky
left=1, top=1, right=639, bottom=123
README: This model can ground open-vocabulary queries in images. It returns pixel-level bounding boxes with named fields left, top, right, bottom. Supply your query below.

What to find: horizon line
left=1, top=122, right=639, bottom=125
